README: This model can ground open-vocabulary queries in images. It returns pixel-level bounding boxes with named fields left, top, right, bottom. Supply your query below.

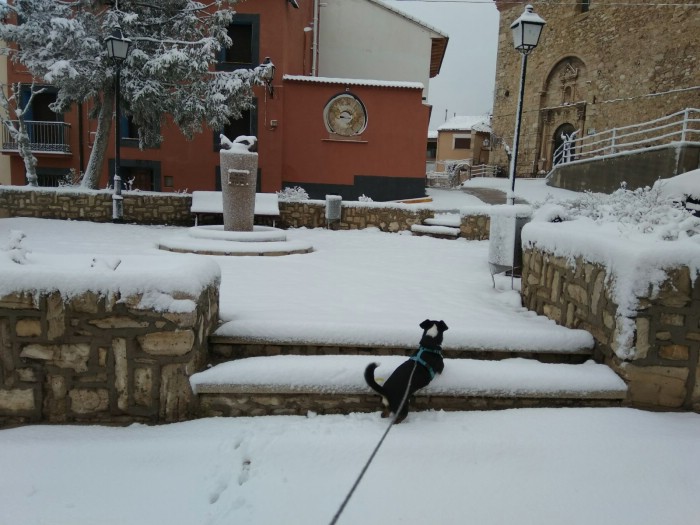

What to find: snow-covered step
left=424, top=215, right=461, bottom=228
left=191, top=356, right=627, bottom=417
left=209, top=336, right=594, bottom=364
left=410, top=224, right=461, bottom=238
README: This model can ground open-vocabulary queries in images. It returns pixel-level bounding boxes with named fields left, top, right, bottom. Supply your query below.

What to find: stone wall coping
left=0, top=253, right=221, bottom=304
left=0, top=185, right=191, bottom=199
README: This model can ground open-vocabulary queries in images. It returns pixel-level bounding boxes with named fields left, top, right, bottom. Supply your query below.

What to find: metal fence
left=1, top=120, right=71, bottom=154
left=553, top=108, right=700, bottom=166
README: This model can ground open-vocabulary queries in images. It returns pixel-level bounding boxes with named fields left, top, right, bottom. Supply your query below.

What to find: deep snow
left=1, top=409, right=698, bottom=525
left=1, top=178, right=699, bottom=525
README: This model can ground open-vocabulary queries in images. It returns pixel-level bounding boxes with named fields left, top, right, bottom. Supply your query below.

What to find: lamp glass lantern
left=105, top=27, right=132, bottom=61
left=510, top=4, right=546, bottom=55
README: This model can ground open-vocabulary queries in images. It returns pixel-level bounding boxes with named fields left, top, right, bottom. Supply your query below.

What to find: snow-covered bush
left=2, top=230, right=29, bottom=264
left=276, top=186, right=309, bottom=201
left=358, top=194, right=373, bottom=202
left=535, top=185, right=700, bottom=241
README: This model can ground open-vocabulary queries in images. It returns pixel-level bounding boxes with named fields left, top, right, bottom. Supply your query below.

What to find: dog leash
left=327, top=359, right=419, bottom=525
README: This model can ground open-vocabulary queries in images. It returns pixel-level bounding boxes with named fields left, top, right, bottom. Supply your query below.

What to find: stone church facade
left=490, top=0, right=700, bottom=177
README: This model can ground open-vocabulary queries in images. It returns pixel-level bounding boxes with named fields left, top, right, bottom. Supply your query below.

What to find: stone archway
left=536, top=56, right=589, bottom=173
left=552, top=123, right=576, bottom=164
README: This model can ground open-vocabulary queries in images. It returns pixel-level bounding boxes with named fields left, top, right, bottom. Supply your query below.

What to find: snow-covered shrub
left=2, top=230, right=29, bottom=264
left=358, top=194, right=373, bottom=202
left=276, top=186, right=309, bottom=201
left=57, top=169, right=83, bottom=188
left=535, top=185, right=700, bottom=241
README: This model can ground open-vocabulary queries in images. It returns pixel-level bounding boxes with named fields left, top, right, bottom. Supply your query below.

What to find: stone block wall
left=522, top=247, right=700, bottom=411
left=0, top=187, right=192, bottom=226
left=0, top=285, right=219, bottom=427
left=460, top=214, right=490, bottom=241
left=279, top=200, right=433, bottom=232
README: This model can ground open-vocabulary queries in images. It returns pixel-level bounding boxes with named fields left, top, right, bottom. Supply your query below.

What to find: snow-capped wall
left=0, top=276, right=220, bottom=427
left=521, top=246, right=699, bottom=411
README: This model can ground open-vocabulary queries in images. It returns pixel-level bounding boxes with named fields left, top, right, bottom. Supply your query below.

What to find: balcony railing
left=1, top=120, right=71, bottom=154
left=552, top=108, right=700, bottom=167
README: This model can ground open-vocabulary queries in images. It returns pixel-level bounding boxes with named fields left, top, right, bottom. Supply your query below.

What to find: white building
left=317, top=0, right=448, bottom=101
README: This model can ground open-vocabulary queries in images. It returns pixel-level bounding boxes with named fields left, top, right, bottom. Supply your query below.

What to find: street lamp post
left=507, top=4, right=545, bottom=205
left=105, top=26, right=132, bottom=222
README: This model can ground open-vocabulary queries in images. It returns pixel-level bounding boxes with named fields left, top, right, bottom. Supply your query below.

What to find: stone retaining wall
left=0, top=187, right=192, bottom=226
left=278, top=201, right=433, bottom=232
left=522, top=247, right=700, bottom=411
left=197, top=391, right=621, bottom=417
left=0, top=187, right=492, bottom=236
left=460, top=214, right=490, bottom=241
left=0, top=285, right=219, bottom=427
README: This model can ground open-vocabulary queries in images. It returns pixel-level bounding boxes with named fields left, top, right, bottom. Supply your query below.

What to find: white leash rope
left=328, top=360, right=419, bottom=525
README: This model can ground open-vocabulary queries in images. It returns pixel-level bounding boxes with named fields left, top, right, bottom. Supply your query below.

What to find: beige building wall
left=491, top=0, right=700, bottom=177
left=0, top=45, right=10, bottom=185
left=436, top=130, right=491, bottom=171
left=436, top=130, right=472, bottom=171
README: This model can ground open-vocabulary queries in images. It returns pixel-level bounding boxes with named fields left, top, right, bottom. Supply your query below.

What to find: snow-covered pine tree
left=0, top=0, right=265, bottom=189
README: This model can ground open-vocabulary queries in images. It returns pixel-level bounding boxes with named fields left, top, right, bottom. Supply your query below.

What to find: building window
left=164, top=176, right=174, bottom=188
left=36, top=167, right=71, bottom=188
left=426, top=142, right=437, bottom=160
left=453, top=135, right=471, bottom=150
left=110, top=159, right=161, bottom=192
left=217, top=14, right=259, bottom=71
left=214, top=101, right=258, bottom=150
left=21, top=88, right=60, bottom=122
left=581, top=0, right=590, bottom=13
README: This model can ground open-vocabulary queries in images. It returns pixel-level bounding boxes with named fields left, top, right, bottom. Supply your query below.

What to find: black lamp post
left=105, top=26, right=132, bottom=222
left=507, top=4, right=545, bottom=205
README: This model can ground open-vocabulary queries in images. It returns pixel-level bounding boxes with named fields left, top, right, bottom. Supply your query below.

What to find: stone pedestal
left=220, top=147, right=258, bottom=232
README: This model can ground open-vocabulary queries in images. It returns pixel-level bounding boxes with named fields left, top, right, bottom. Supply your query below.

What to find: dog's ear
left=420, top=319, right=432, bottom=330
left=437, top=320, right=448, bottom=332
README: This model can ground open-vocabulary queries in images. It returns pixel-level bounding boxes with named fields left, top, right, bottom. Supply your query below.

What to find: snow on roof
left=283, top=75, right=424, bottom=90
left=428, top=130, right=438, bottom=139
left=438, top=115, right=491, bottom=132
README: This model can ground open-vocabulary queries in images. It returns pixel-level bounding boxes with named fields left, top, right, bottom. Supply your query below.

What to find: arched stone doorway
left=552, top=123, right=576, bottom=164
left=536, top=57, right=589, bottom=173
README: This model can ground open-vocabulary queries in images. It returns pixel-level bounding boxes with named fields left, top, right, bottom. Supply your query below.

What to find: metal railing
left=1, top=120, right=71, bottom=154
left=427, top=161, right=500, bottom=188
left=552, top=108, right=700, bottom=166
left=470, top=164, right=498, bottom=178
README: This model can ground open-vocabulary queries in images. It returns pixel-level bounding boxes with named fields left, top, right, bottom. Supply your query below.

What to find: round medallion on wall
left=323, top=93, right=368, bottom=136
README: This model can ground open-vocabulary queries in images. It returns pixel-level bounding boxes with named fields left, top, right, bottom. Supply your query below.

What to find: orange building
left=1, top=0, right=446, bottom=201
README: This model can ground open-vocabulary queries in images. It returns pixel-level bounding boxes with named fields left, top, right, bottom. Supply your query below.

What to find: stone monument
left=219, top=134, right=258, bottom=231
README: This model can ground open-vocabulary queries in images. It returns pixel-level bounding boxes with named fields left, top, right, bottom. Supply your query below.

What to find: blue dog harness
left=409, top=345, right=443, bottom=379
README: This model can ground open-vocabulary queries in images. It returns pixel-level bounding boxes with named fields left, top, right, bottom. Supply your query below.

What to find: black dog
left=365, top=319, right=448, bottom=423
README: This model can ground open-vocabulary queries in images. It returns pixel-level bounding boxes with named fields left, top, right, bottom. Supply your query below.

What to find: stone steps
left=208, top=337, right=594, bottom=365
left=411, top=214, right=462, bottom=239
left=410, top=224, right=461, bottom=238
left=191, top=355, right=627, bottom=417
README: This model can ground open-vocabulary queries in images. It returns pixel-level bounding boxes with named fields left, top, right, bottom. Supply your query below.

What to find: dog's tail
left=364, top=363, right=386, bottom=397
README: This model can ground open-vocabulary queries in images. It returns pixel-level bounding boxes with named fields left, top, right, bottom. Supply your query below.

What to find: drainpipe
left=312, top=0, right=319, bottom=76
left=78, top=102, right=85, bottom=175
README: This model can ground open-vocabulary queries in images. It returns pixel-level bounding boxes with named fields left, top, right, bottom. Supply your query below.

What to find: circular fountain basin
left=188, top=225, right=288, bottom=243
left=158, top=225, right=313, bottom=256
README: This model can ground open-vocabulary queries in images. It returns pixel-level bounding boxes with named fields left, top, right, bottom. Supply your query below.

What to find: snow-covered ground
left=1, top=409, right=698, bottom=525
left=1, top=177, right=699, bottom=525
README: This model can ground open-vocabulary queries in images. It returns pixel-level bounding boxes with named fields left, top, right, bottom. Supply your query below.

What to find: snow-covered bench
left=191, top=191, right=280, bottom=226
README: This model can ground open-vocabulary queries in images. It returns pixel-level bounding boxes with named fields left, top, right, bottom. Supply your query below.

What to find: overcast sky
left=387, top=0, right=500, bottom=130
